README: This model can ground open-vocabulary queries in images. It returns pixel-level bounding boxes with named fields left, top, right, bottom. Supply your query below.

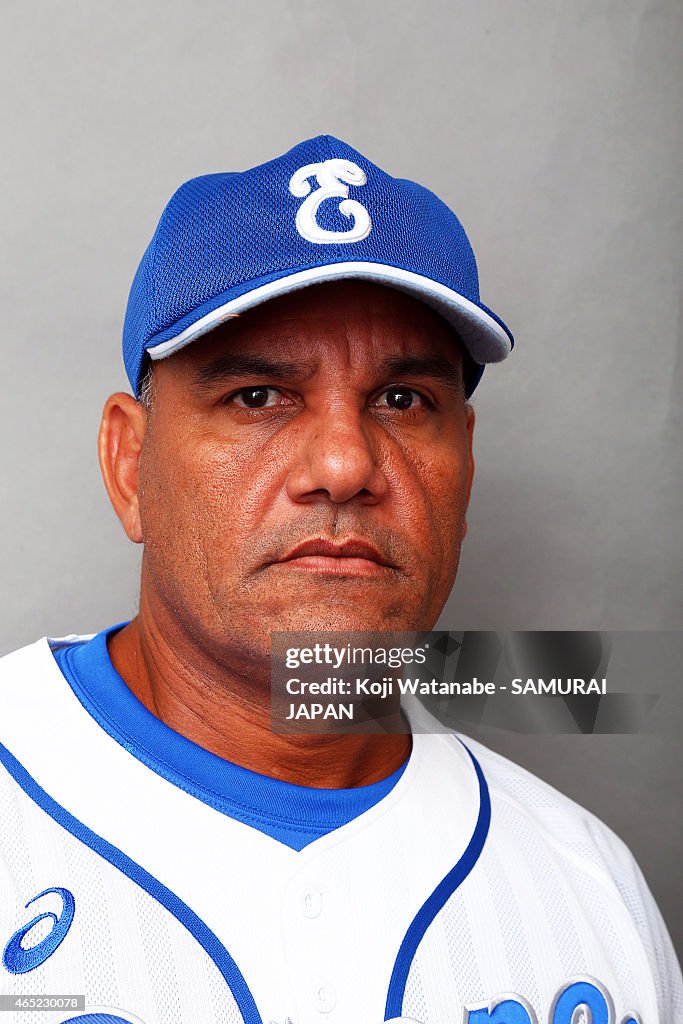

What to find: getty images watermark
left=270, top=631, right=680, bottom=735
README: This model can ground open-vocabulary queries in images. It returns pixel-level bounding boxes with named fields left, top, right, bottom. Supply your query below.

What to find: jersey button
left=314, top=984, right=336, bottom=1013
left=302, top=888, right=323, bottom=918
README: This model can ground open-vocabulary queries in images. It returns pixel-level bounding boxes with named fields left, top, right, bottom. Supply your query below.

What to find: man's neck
left=107, top=615, right=412, bottom=789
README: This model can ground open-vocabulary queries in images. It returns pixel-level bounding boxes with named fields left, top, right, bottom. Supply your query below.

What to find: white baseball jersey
left=0, top=632, right=680, bottom=1024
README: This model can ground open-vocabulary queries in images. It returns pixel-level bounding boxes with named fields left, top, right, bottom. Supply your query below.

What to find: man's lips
left=270, top=538, right=393, bottom=576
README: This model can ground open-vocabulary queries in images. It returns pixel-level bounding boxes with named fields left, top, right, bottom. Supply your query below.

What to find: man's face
left=133, top=281, right=475, bottom=659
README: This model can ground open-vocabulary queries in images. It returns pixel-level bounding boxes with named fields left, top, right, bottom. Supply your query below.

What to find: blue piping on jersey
left=384, top=741, right=491, bottom=1020
left=0, top=741, right=262, bottom=1024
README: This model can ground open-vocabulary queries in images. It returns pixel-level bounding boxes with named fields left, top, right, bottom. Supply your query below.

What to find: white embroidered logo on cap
left=289, top=159, right=372, bottom=244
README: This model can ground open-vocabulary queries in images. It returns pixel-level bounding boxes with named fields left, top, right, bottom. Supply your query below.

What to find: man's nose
left=286, top=405, right=389, bottom=506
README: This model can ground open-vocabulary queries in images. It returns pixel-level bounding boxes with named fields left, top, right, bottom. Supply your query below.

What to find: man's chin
left=247, top=602, right=423, bottom=637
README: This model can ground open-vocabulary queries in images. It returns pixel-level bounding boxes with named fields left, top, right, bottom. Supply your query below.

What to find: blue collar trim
left=52, top=625, right=408, bottom=850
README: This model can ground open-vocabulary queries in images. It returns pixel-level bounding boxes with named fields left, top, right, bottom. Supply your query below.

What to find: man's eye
left=231, top=387, right=282, bottom=409
left=376, top=387, right=427, bottom=411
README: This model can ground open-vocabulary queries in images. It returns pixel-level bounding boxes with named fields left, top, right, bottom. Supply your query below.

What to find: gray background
left=1, top=1, right=681, bottom=953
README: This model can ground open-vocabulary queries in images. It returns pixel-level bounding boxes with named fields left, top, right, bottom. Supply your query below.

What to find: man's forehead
left=159, top=281, right=465, bottom=379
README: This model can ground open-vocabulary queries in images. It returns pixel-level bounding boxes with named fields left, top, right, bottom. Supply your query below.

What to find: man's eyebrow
left=190, top=354, right=314, bottom=391
left=376, top=353, right=464, bottom=389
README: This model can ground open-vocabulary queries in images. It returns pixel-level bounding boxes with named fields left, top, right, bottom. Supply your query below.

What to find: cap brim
left=145, top=262, right=513, bottom=370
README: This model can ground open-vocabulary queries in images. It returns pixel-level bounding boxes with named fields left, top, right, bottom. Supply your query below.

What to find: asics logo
left=2, top=886, right=75, bottom=974
left=289, top=159, right=372, bottom=244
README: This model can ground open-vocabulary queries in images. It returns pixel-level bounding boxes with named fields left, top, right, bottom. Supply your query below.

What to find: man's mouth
left=272, top=537, right=393, bottom=576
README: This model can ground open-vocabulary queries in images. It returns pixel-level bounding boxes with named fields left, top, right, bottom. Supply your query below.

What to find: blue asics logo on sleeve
left=2, top=886, right=75, bottom=974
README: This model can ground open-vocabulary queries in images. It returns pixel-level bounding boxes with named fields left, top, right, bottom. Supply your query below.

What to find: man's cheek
left=417, top=458, right=469, bottom=519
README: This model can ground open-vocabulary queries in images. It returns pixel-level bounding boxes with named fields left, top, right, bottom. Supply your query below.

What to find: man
left=0, top=136, right=680, bottom=1024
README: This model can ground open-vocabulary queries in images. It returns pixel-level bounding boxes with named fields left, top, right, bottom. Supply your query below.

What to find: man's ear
left=462, top=401, right=476, bottom=540
left=98, top=393, right=148, bottom=544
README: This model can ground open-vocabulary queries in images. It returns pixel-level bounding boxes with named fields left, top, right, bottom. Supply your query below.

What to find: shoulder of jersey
left=406, top=693, right=641, bottom=888
left=459, top=729, right=642, bottom=887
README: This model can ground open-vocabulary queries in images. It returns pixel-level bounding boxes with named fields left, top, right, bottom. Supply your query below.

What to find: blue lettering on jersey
left=463, top=977, right=641, bottom=1024
left=466, top=995, right=535, bottom=1023
left=2, top=886, right=75, bottom=974
left=549, top=979, right=611, bottom=1024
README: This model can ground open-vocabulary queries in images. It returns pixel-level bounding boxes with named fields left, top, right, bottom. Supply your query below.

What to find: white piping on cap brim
left=145, top=262, right=512, bottom=365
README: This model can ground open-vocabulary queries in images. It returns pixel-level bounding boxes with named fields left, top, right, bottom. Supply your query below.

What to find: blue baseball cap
left=123, top=135, right=513, bottom=397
